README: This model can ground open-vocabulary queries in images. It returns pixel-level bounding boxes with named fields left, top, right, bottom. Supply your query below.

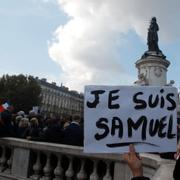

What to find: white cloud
left=48, top=0, right=180, bottom=91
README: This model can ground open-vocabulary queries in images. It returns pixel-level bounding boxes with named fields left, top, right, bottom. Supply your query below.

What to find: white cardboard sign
left=84, top=86, right=178, bottom=153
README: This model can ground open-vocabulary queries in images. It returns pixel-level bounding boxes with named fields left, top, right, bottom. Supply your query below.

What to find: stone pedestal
left=135, top=53, right=170, bottom=86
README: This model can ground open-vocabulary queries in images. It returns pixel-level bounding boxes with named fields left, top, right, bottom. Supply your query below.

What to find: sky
left=0, top=0, right=180, bottom=92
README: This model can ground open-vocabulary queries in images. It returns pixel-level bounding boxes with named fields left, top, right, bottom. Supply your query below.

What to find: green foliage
left=0, top=74, right=41, bottom=113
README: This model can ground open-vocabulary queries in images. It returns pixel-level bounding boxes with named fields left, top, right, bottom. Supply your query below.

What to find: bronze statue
left=147, top=17, right=159, bottom=52
left=142, top=17, right=166, bottom=59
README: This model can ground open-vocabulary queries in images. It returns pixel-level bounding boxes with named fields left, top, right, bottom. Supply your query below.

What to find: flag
left=0, top=102, right=9, bottom=113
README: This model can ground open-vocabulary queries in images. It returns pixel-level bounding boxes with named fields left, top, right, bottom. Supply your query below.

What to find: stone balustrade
left=0, top=138, right=176, bottom=180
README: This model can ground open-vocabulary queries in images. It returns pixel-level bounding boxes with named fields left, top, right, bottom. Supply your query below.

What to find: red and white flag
left=0, top=102, right=9, bottom=113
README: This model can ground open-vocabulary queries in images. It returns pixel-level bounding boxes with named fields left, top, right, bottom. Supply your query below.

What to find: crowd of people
left=0, top=106, right=83, bottom=146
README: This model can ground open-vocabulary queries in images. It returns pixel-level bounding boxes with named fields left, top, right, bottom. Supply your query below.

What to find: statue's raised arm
left=147, top=17, right=160, bottom=52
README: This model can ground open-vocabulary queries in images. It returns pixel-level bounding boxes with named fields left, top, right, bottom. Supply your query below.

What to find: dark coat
left=0, top=110, right=16, bottom=137
left=61, top=122, right=83, bottom=146
left=31, top=124, right=62, bottom=143
left=22, top=126, right=40, bottom=139
left=173, top=156, right=180, bottom=180
left=17, top=127, right=28, bottom=138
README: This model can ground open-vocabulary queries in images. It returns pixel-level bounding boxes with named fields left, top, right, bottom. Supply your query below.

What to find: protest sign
left=84, top=85, right=178, bottom=153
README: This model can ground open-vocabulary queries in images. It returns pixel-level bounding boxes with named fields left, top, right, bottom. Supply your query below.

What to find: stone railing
left=0, top=138, right=175, bottom=180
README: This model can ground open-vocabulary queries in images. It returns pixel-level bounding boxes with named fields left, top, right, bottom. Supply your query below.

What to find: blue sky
left=0, top=0, right=66, bottom=80
left=0, top=0, right=180, bottom=92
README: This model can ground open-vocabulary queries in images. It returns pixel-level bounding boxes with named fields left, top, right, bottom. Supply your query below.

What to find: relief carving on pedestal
left=134, top=68, right=148, bottom=85
left=154, top=67, right=162, bottom=77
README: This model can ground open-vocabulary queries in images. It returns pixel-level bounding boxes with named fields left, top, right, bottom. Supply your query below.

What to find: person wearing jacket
left=61, top=114, right=83, bottom=146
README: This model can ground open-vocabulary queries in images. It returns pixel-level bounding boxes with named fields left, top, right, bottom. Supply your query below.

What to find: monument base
left=141, top=50, right=166, bottom=59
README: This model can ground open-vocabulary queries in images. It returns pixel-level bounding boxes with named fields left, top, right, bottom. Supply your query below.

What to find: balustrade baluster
left=0, top=146, right=7, bottom=172
left=90, top=160, right=99, bottom=180
left=77, top=159, right=87, bottom=180
left=103, top=161, right=112, bottom=180
left=4, top=147, right=13, bottom=174
left=31, top=152, right=42, bottom=180
left=53, top=154, right=63, bottom=180
left=65, top=156, right=74, bottom=180
left=41, top=152, right=53, bottom=180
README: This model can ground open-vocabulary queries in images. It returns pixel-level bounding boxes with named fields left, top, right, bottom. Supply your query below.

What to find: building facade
left=37, top=78, right=84, bottom=118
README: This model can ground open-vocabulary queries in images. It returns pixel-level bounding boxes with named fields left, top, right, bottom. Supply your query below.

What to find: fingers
left=129, top=144, right=136, bottom=154
left=129, top=144, right=141, bottom=160
left=123, top=144, right=141, bottom=162
left=123, top=144, right=135, bottom=162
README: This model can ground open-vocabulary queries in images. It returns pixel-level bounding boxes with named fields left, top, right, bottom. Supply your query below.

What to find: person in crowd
left=13, top=115, right=23, bottom=134
left=61, top=114, right=83, bottom=146
left=61, top=115, right=71, bottom=130
left=36, top=114, right=44, bottom=129
left=0, top=107, right=16, bottom=137
left=29, top=118, right=62, bottom=143
left=15, top=115, right=23, bottom=125
left=123, top=144, right=180, bottom=180
left=28, top=110, right=37, bottom=120
left=41, top=117, right=51, bottom=132
left=17, top=117, right=29, bottom=138
left=17, top=110, right=25, bottom=117
left=22, top=117, right=40, bottom=139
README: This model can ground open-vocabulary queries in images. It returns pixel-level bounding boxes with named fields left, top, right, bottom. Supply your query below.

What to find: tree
left=0, top=74, right=41, bottom=113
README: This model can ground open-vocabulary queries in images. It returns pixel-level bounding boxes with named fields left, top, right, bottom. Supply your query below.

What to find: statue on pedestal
left=142, top=17, right=166, bottom=59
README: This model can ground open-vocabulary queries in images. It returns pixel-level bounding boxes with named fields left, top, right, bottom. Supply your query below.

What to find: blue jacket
left=62, top=122, right=83, bottom=146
